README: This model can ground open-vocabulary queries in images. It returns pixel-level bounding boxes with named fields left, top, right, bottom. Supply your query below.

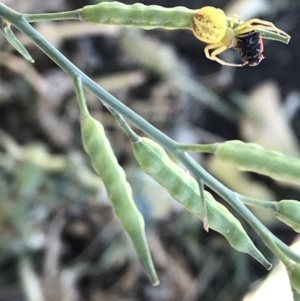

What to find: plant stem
left=24, top=10, right=80, bottom=22
left=108, top=108, right=140, bottom=144
left=238, top=194, right=279, bottom=211
left=0, top=4, right=298, bottom=263
left=177, top=143, right=215, bottom=153
left=73, top=77, right=90, bottom=119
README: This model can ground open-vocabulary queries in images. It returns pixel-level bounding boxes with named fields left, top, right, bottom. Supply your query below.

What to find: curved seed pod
left=215, top=140, right=300, bottom=184
left=79, top=2, right=195, bottom=30
left=133, top=137, right=271, bottom=269
left=274, top=200, right=300, bottom=233
left=81, top=115, right=158, bottom=285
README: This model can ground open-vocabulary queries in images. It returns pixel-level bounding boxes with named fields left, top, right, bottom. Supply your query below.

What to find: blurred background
left=0, top=0, right=300, bottom=300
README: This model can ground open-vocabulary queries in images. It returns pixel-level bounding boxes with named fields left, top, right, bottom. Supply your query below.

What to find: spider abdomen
left=235, top=30, right=265, bottom=66
left=192, top=6, right=228, bottom=43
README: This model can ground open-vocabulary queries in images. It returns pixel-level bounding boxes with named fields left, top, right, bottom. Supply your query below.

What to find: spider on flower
left=191, top=6, right=291, bottom=67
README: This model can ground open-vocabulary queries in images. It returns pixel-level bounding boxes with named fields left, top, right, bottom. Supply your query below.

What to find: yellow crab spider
left=191, top=6, right=291, bottom=67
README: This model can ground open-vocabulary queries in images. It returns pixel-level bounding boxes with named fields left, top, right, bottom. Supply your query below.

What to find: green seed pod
left=133, top=137, right=271, bottom=269
left=215, top=140, right=300, bottom=184
left=81, top=115, right=158, bottom=285
left=274, top=200, right=300, bottom=233
left=79, top=2, right=195, bottom=30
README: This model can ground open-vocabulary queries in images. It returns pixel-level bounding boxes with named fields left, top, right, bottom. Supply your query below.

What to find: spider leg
left=204, top=43, right=243, bottom=67
left=204, top=43, right=224, bottom=60
left=234, top=19, right=289, bottom=37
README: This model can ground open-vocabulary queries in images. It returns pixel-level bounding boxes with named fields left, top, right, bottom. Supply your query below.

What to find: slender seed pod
left=79, top=2, right=195, bottom=30
left=133, top=137, right=271, bottom=269
left=274, top=200, right=300, bottom=233
left=81, top=115, right=159, bottom=286
left=214, top=140, right=300, bottom=184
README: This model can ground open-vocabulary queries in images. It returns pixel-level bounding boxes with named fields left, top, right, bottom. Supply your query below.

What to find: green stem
left=177, top=143, right=215, bottom=153
left=24, top=9, right=80, bottom=23
left=270, top=239, right=295, bottom=268
left=73, top=76, right=89, bottom=119
left=238, top=195, right=279, bottom=211
left=1, top=4, right=299, bottom=263
left=108, top=107, right=140, bottom=143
